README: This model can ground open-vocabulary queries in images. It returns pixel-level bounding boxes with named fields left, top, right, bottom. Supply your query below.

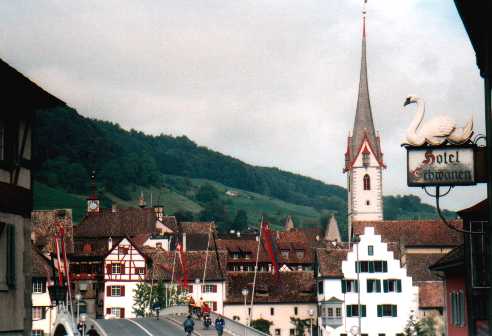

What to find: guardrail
left=160, top=304, right=189, bottom=316
left=209, top=311, right=269, bottom=336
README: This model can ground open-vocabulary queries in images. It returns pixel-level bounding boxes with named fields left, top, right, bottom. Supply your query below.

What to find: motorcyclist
left=183, top=315, right=195, bottom=336
left=215, top=316, right=225, bottom=336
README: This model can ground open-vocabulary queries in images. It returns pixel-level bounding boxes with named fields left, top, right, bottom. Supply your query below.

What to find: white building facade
left=318, top=227, right=418, bottom=336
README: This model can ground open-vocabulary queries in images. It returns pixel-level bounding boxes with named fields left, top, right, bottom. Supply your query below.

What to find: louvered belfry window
left=363, top=174, right=371, bottom=190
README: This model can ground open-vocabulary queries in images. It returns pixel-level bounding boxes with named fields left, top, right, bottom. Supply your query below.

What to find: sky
left=0, top=0, right=486, bottom=210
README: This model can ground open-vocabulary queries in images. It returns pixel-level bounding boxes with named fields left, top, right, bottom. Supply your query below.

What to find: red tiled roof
left=32, top=209, right=74, bottom=254
left=405, top=253, right=446, bottom=282
left=353, top=220, right=463, bottom=247
left=144, top=248, right=226, bottom=282
left=418, top=282, right=444, bottom=308
left=72, top=238, right=109, bottom=257
left=180, top=222, right=214, bottom=235
left=32, top=245, right=52, bottom=278
left=225, top=272, right=316, bottom=304
left=316, top=248, right=349, bottom=278
left=74, top=208, right=157, bottom=238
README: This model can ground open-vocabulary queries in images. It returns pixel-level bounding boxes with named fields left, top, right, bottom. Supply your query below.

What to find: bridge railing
left=160, top=304, right=189, bottom=316
left=209, top=311, right=269, bottom=336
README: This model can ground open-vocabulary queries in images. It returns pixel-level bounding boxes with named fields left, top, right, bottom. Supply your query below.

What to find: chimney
left=138, top=191, right=146, bottom=208
left=153, top=205, right=164, bottom=221
left=112, top=204, right=117, bottom=213
left=236, top=231, right=241, bottom=238
left=108, top=237, right=113, bottom=251
left=182, top=233, right=187, bottom=252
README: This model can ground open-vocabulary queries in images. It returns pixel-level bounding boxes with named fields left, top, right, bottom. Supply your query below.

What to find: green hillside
left=32, top=106, right=454, bottom=236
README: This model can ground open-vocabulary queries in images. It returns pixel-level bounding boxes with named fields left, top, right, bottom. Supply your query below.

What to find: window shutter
left=121, top=286, right=125, bottom=296
left=6, top=224, right=16, bottom=288
left=346, top=306, right=352, bottom=317
left=383, top=261, right=388, bottom=272
left=120, top=263, right=125, bottom=274
left=368, top=261, right=375, bottom=273
left=355, top=280, right=359, bottom=293
left=366, top=280, right=372, bottom=293
left=355, top=261, right=359, bottom=273
left=107, top=286, right=112, bottom=297
left=213, top=302, right=217, bottom=311
left=383, top=280, right=388, bottom=293
left=213, top=285, right=217, bottom=293
left=120, top=308, right=125, bottom=318
left=391, top=305, right=397, bottom=317
left=42, top=307, right=46, bottom=319
left=361, top=305, right=366, bottom=317
left=397, top=280, right=402, bottom=292
left=42, top=280, right=47, bottom=293
left=106, top=308, right=111, bottom=315
left=106, top=264, right=112, bottom=275
left=377, top=305, right=382, bottom=317
left=341, top=280, right=347, bottom=293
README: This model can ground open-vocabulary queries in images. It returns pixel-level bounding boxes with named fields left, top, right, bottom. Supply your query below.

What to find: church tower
left=344, top=4, right=385, bottom=241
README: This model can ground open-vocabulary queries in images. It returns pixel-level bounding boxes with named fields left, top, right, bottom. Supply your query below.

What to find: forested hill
left=33, top=106, right=453, bottom=231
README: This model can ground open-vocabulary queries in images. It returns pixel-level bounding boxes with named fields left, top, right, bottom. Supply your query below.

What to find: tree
left=403, top=313, right=436, bottom=336
left=174, top=210, right=194, bottom=222
left=232, top=209, right=248, bottom=231
left=290, top=317, right=310, bottom=336
left=195, top=183, right=219, bottom=203
left=132, top=281, right=168, bottom=317
left=250, top=318, right=273, bottom=334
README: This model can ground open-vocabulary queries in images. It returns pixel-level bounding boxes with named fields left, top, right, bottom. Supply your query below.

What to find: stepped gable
left=32, top=209, right=74, bottom=254
left=225, top=272, right=316, bottom=304
left=352, top=220, right=463, bottom=247
left=74, top=207, right=157, bottom=238
left=405, top=253, right=444, bottom=282
left=32, top=245, right=51, bottom=278
left=316, top=248, right=349, bottom=278
left=145, top=248, right=227, bottom=282
left=418, top=282, right=444, bottom=308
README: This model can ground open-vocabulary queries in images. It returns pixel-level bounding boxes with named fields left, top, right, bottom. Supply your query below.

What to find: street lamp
left=80, top=313, right=87, bottom=336
left=75, top=293, right=82, bottom=323
left=241, top=288, right=249, bottom=325
left=309, top=308, right=314, bottom=336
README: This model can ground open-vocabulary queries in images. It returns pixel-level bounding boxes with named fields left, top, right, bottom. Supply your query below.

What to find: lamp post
left=309, top=308, right=314, bottom=336
left=241, top=288, right=249, bottom=325
left=75, top=293, right=82, bottom=323
left=80, top=313, right=87, bottom=336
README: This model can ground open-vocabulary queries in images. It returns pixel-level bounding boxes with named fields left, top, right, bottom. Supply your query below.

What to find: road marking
left=127, top=319, right=154, bottom=336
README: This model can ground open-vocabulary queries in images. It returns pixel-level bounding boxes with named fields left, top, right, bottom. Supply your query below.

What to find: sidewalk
left=169, top=315, right=232, bottom=336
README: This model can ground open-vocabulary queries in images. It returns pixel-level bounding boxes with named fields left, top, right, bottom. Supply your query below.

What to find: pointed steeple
left=324, top=214, right=341, bottom=242
left=350, top=3, right=381, bottom=163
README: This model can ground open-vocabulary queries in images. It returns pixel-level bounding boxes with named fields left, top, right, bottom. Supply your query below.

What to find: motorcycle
left=203, top=314, right=212, bottom=329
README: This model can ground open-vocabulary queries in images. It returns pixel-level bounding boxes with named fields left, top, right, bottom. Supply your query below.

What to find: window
left=281, top=250, right=289, bottom=258
left=33, top=279, right=45, bottom=293
left=378, top=334, right=385, bottom=336
left=341, top=279, right=358, bottom=293
left=271, top=307, right=275, bottom=315
left=327, top=308, right=333, bottom=317
left=368, top=245, right=374, bottom=256
left=110, top=307, right=125, bottom=318
left=383, top=279, right=402, bottom=293
left=294, top=307, right=298, bottom=315
left=366, top=200, right=370, bottom=206
left=32, top=307, right=45, bottom=320
left=363, top=174, right=371, bottom=190
left=336, top=307, right=342, bottom=317
left=112, top=263, right=121, bottom=274
left=356, top=260, right=387, bottom=273
left=108, top=285, right=125, bottom=297
left=274, top=329, right=281, bottom=336
left=290, top=329, right=295, bottom=336
left=118, top=246, right=128, bottom=254
left=296, top=250, right=305, bottom=259
left=156, top=242, right=162, bottom=249
left=346, top=304, right=366, bottom=317
left=202, top=284, right=218, bottom=293
left=135, top=267, right=145, bottom=275
left=450, top=291, right=465, bottom=326
left=367, top=279, right=381, bottom=293
left=318, top=281, right=324, bottom=294
left=377, top=304, right=397, bottom=317
left=362, top=152, right=370, bottom=167
left=32, top=330, right=44, bottom=336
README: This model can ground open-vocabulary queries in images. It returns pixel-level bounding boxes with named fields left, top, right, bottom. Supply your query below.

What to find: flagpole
left=248, top=216, right=263, bottom=326
left=169, top=249, right=177, bottom=306
left=202, top=223, right=212, bottom=285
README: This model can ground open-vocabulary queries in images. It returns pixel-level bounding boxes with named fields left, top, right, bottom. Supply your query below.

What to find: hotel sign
left=407, top=146, right=476, bottom=186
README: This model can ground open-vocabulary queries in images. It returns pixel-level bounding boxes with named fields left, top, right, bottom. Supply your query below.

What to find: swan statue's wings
left=419, top=115, right=455, bottom=138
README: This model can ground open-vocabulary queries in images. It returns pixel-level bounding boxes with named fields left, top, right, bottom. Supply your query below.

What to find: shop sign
left=407, top=146, right=476, bottom=186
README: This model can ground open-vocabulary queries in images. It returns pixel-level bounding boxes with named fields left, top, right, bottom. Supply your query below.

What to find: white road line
left=127, top=319, right=154, bottom=336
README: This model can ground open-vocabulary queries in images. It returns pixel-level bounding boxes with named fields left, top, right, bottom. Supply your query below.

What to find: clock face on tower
left=87, top=200, right=99, bottom=212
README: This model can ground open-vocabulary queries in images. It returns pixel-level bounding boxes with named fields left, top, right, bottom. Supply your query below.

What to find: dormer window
left=296, top=250, right=305, bottom=259
left=281, top=250, right=289, bottom=258
left=362, top=153, right=370, bottom=167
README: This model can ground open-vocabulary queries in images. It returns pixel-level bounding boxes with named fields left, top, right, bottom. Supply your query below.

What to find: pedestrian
left=183, top=314, right=195, bottom=336
left=87, top=325, right=100, bottom=336
left=215, top=315, right=225, bottom=336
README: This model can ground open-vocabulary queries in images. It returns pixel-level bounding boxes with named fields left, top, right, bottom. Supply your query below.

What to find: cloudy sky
left=0, top=0, right=486, bottom=210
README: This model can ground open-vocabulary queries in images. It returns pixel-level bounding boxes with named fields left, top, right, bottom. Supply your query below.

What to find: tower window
left=362, top=152, right=370, bottom=167
left=366, top=200, right=370, bottom=206
left=363, top=174, right=371, bottom=190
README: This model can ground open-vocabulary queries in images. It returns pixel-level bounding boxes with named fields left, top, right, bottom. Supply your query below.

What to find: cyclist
left=183, top=315, right=195, bottom=336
